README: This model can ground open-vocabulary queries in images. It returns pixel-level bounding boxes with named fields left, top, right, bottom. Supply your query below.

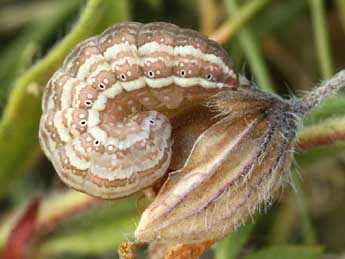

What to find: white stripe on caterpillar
left=39, top=22, right=238, bottom=199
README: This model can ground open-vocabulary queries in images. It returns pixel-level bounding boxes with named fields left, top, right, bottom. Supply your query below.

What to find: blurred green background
left=0, top=0, right=344, bottom=258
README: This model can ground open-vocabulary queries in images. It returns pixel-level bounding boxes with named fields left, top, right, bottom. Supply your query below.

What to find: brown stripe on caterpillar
left=39, top=22, right=238, bottom=199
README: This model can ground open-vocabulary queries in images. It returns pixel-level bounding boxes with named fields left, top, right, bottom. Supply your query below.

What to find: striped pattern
left=39, top=22, right=238, bottom=199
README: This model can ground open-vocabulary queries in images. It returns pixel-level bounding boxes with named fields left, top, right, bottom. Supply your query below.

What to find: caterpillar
left=39, top=22, right=238, bottom=199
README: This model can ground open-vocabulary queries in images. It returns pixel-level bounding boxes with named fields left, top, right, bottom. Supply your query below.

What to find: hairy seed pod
left=135, top=85, right=300, bottom=244
left=39, top=22, right=238, bottom=199
left=134, top=70, right=345, bottom=246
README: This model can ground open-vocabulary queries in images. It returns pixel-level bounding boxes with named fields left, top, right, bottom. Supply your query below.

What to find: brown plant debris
left=148, top=240, right=214, bottom=259
left=118, top=241, right=143, bottom=259
left=164, top=241, right=215, bottom=259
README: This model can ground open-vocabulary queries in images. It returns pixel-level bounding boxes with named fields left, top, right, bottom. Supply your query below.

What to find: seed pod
left=39, top=22, right=238, bottom=199
left=134, top=70, right=345, bottom=245
left=135, top=85, right=300, bottom=243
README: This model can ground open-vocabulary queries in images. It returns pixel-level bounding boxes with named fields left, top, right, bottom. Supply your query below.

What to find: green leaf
left=225, top=0, right=275, bottom=92
left=215, top=218, right=256, bottom=259
left=57, top=198, right=137, bottom=234
left=244, top=245, right=323, bottom=259
left=39, top=198, right=139, bottom=257
left=39, top=216, right=138, bottom=256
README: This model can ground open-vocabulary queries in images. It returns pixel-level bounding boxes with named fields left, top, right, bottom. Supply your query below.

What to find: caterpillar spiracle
left=39, top=22, right=238, bottom=199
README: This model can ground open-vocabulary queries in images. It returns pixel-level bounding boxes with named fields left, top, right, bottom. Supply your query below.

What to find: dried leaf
left=118, top=241, right=142, bottom=259
left=164, top=241, right=214, bottom=259
left=148, top=241, right=214, bottom=259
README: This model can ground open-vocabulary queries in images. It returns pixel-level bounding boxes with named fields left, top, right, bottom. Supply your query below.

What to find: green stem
left=269, top=172, right=317, bottom=245
left=336, top=0, right=345, bottom=31
left=210, top=0, right=271, bottom=43
left=297, top=116, right=345, bottom=151
left=215, top=218, right=256, bottom=259
left=0, top=0, right=82, bottom=105
left=0, top=0, right=128, bottom=196
left=269, top=197, right=298, bottom=245
left=299, top=70, right=345, bottom=144
left=310, top=0, right=334, bottom=79
left=229, top=0, right=271, bottom=33
left=297, top=140, right=345, bottom=167
left=302, top=69, right=345, bottom=124
left=225, top=0, right=275, bottom=92
left=291, top=171, right=317, bottom=245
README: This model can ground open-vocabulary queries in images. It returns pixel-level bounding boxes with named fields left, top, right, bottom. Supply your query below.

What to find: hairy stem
left=299, top=70, right=345, bottom=114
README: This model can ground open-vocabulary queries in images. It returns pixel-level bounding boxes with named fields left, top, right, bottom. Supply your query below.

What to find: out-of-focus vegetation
left=0, top=0, right=344, bottom=258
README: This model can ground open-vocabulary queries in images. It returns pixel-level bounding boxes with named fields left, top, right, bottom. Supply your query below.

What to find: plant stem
left=269, top=197, right=298, bottom=245
left=225, top=0, right=275, bottom=92
left=199, top=0, right=218, bottom=34
left=0, top=0, right=128, bottom=196
left=336, top=0, right=345, bottom=31
left=215, top=218, right=256, bottom=259
left=0, top=0, right=82, bottom=105
left=299, top=70, right=345, bottom=114
left=291, top=171, right=317, bottom=245
left=310, top=0, right=334, bottom=79
left=209, top=0, right=271, bottom=44
left=261, top=37, right=311, bottom=90
left=291, top=70, right=345, bottom=150
left=303, top=95, right=345, bottom=125
left=297, top=116, right=345, bottom=151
